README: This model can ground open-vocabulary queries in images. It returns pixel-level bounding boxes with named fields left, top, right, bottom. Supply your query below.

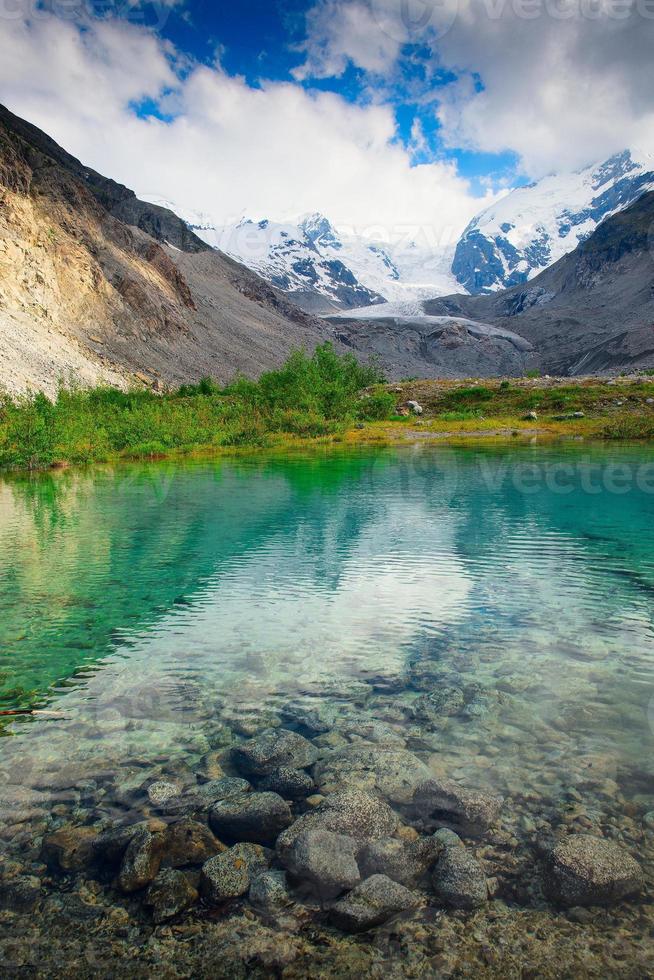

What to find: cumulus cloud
left=0, top=11, right=490, bottom=245
left=297, top=0, right=654, bottom=176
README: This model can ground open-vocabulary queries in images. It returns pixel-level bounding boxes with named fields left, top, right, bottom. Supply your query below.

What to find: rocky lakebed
left=0, top=674, right=652, bottom=979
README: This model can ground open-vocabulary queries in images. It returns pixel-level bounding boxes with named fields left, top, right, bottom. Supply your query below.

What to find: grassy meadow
left=2, top=346, right=654, bottom=472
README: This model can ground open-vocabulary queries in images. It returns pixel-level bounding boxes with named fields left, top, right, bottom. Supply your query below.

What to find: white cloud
left=297, top=0, right=654, bottom=176
left=0, top=12, right=489, bottom=247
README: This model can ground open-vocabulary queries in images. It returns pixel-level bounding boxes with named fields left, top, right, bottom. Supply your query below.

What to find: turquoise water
left=1, top=444, right=654, bottom=819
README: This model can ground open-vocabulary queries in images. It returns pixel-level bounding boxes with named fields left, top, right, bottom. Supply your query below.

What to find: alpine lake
left=0, top=442, right=653, bottom=977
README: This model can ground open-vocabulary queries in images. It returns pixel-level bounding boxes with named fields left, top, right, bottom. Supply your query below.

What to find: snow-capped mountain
left=452, top=149, right=654, bottom=294
left=141, top=198, right=461, bottom=312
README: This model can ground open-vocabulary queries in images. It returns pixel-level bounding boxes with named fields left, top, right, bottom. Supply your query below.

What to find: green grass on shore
left=3, top=352, right=654, bottom=473
left=0, top=345, right=395, bottom=471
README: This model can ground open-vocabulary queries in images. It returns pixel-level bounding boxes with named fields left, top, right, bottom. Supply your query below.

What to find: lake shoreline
left=3, top=369, right=654, bottom=476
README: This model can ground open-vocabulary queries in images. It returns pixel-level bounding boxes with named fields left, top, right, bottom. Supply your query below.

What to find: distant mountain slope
left=453, top=151, right=654, bottom=294
left=0, top=105, right=332, bottom=395
left=326, top=299, right=536, bottom=379
left=427, top=190, right=654, bottom=375
left=144, top=199, right=462, bottom=312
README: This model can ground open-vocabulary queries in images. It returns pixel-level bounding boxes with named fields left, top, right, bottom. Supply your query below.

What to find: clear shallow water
left=1, top=443, right=654, bottom=821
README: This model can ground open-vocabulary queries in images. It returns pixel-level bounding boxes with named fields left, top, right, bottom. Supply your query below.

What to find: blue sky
left=2, top=1, right=651, bottom=238
left=132, top=0, right=522, bottom=194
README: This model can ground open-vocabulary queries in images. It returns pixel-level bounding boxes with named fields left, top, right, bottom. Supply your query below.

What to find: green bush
left=0, top=344, right=392, bottom=471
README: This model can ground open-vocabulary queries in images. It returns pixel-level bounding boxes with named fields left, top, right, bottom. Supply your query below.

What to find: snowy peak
left=299, top=212, right=341, bottom=249
left=452, top=149, right=654, bottom=294
left=141, top=196, right=462, bottom=312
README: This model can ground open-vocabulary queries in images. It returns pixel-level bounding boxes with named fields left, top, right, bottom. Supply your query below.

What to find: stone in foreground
left=413, top=778, right=503, bottom=837
left=545, top=835, right=643, bottom=908
left=313, top=746, right=430, bottom=804
left=208, top=792, right=292, bottom=846
left=330, top=874, right=420, bottom=933
left=249, top=870, right=293, bottom=912
left=284, top=829, right=360, bottom=900
left=432, top=846, right=488, bottom=910
left=42, top=826, right=97, bottom=872
left=200, top=847, right=252, bottom=904
left=276, top=790, right=398, bottom=861
left=162, top=818, right=225, bottom=868
left=232, top=729, right=319, bottom=776
left=144, top=869, right=198, bottom=923
left=357, top=836, right=439, bottom=887
left=258, top=767, right=315, bottom=800
left=118, top=828, right=165, bottom=893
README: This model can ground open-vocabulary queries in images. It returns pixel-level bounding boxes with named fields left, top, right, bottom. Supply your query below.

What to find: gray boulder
left=200, top=847, right=251, bottom=904
left=144, top=869, right=198, bottom=923
left=249, top=870, right=293, bottom=912
left=284, top=829, right=360, bottom=900
left=229, top=842, right=273, bottom=877
left=208, top=792, right=292, bottom=846
left=313, top=746, right=430, bottom=804
left=281, top=703, right=338, bottom=734
left=432, top=846, right=488, bottom=910
left=433, top=828, right=464, bottom=850
left=330, top=874, right=420, bottom=933
left=276, top=791, right=398, bottom=862
left=232, top=729, right=319, bottom=776
left=118, top=827, right=165, bottom=893
left=545, top=835, right=643, bottom=908
left=413, top=778, right=503, bottom=837
left=257, top=767, right=315, bottom=800
left=357, top=836, right=439, bottom=887
left=195, top=777, right=252, bottom=805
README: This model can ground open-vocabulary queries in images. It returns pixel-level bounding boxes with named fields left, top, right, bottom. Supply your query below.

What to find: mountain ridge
left=0, top=103, right=335, bottom=395
left=453, top=150, right=654, bottom=294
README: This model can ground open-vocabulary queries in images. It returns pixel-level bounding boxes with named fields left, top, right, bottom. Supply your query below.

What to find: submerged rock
left=162, top=819, right=225, bottom=868
left=330, top=874, right=420, bottom=933
left=229, top=842, right=273, bottom=877
left=232, top=729, right=319, bottom=776
left=195, top=777, right=252, bottom=806
left=257, top=767, right=315, bottom=800
left=276, top=791, right=398, bottom=861
left=249, top=870, right=293, bottom=912
left=92, top=822, right=149, bottom=866
left=432, top=846, right=488, bottom=910
left=413, top=778, right=503, bottom=837
left=144, top=869, right=198, bottom=923
left=313, top=746, right=430, bottom=804
left=545, top=835, right=643, bottom=908
left=118, top=828, right=165, bottom=893
left=42, top=826, right=97, bottom=872
left=281, top=703, right=338, bottom=735
left=284, top=829, right=360, bottom=900
left=0, top=875, right=41, bottom=912
left=357, top=836, right=439, bottom=887
left=208, top=792, right=292, bottom=846
left=200, top=847, right=251, bottom=904
left=411, top=688, right=466, bottom=725
left=147, top=781, right=182, bottom=809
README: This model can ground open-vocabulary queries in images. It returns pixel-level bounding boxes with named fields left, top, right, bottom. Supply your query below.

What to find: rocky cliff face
left=0, top=104, right=332, bottom=395
left=427, top=191, right=654, bottom=375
